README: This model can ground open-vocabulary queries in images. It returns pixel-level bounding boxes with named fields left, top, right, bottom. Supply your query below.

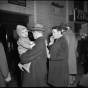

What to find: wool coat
left=20, top=37, right=47, bottom=87
left=62, top=29, right=77, bottom=74
left=48, top=36, right=69, bottom=87
left=0, top=43, right=9, bottom=87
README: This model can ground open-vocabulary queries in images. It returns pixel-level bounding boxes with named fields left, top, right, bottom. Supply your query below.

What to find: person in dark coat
left=20, top=23, right=47, bottom=87
left=48, top=26, right=69, bottom=87
left=0, top=42, right=11, bottom=87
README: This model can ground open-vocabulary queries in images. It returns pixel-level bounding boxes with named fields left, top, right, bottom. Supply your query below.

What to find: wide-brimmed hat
left=31, top=23, right=44, bottom=32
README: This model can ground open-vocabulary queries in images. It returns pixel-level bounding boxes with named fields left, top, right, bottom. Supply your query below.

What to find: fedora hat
left=31, top=23, right=44, bottom=31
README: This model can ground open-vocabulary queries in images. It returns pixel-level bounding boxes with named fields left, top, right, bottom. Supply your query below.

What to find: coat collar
left=63, top=29, right=74, bottom=35
left=35, top=36, right=45, bottom=43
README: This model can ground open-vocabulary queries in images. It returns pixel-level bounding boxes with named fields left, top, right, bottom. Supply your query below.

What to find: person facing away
left=19, top=23, right=47, bottom=87
left=16, top=25, right=35, bottom=73
left=60, top=23, right=78, bottom=86
left=48, top=26, right=69, bottom=87
left=0, top=42, right=11, bottom=87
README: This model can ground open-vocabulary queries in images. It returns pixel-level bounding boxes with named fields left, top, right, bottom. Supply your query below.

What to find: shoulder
left=59, top=36, right=68, bottom=45
left=35, top=38, right=45, bottom=47
left=0, top=43, right=3, bottom=49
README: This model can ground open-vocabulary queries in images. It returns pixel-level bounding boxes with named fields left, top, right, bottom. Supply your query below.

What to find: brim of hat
left=31, top=28, right=44, bottom=31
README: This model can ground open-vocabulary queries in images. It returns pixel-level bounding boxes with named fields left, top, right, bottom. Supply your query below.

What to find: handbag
left=78, top=73, right=88, bottom=88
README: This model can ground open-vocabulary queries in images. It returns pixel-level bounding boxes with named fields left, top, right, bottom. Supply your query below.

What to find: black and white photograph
left=0, top=0, right=88, bottom=87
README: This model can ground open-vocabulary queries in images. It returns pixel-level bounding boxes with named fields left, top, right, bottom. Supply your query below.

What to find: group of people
left=0, top=22, right=77, bottom=87
left=15, top=23, right=77, bottom=87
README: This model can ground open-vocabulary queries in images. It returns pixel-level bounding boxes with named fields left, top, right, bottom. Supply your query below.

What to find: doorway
left=0, top=10, right=29, bottom=87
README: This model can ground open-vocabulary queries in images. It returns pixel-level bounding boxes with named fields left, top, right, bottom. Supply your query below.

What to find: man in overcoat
left=20, top=23, right=47, bottom=87
left=48, top=26, right=69, bottom=87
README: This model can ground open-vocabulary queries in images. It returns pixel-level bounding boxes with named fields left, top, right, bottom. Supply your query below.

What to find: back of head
left=60, top=23, right=68, bottom=31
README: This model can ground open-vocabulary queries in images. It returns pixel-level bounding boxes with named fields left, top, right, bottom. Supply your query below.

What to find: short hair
left=52, top=26, right=62, bottom=31
left=59, top=23, right=68, bottom=31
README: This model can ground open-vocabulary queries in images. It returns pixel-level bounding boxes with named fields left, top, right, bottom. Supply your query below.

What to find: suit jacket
left=0, top=43, right=9, bottom=87
left=48, top=36, right=69, bottom=87
left=62, top=29, right=77, bottom=74
left=20, top=36, right=47, bottom=87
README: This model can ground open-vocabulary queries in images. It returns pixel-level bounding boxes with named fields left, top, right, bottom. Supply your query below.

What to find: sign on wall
left=55, top=7, right=60, bottom=16
left=74, top=9, right=88, bottom=23
left=8, top=0, right=26, bottom=7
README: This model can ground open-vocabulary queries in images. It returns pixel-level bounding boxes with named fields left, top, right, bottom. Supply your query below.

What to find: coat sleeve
left=0, top=43, right=9, bottom=79
left=20, top=41, right=43, bottom=64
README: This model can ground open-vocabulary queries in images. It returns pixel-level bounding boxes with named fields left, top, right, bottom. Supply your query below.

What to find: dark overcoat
left=0, top=43, right=9, bottom=87
left=48, top=36, right=69, bottom=87
left=20, top=37, right=47, bottom=87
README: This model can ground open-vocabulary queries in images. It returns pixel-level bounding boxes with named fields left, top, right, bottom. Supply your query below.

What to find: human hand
left=22, top=62, right=31, bottom=73
left=18, top=63, right=24, bottom=71
left=18, top=46, right=26, bottom=55
left=49, top=36, right=54, bottom=45
left=5, top=72, right=11, bottom=83
left=47, top=53, right=50, bottom=58
left=30, top=42, right=35, bottom=49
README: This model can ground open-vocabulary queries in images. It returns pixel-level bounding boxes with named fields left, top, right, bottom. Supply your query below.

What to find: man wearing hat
left=60, top=23, right=77, bottom=86
left=20, top=23, right=47, bottom=87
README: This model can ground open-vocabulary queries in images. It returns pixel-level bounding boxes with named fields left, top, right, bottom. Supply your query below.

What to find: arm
left=18, top=38, right=32, bottom=49
left=0, top=43, right=11, bottom=82
left=20, top=40, right=43, bottom=64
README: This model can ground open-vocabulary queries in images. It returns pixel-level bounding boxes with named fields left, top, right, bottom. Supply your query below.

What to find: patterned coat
left=20, top=37, right=47, bottom=87
left=0, top=43, right=9, bottom=87
left=62, top=29, right=77, bottom=74
left=48, top=36, right=69, bottom=87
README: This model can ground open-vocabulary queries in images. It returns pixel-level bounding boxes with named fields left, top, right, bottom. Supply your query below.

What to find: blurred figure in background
left=78, top=33, right=88, bottom=74
left=0, top=42, right=11, bottom=87
left=60, top=23, right=77, bottom=86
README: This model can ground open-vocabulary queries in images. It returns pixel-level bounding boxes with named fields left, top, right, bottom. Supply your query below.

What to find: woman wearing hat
left=60, top=23, right=77, bottom=86
left=20, top=23, right=47, bottom=87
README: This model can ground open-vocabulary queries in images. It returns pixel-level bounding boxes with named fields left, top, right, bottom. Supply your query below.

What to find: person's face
left=52, top=29, right=59, bottom=39
left=32, top=31, right=37, bottom=39
left=21, top=28, right=28, bottom=38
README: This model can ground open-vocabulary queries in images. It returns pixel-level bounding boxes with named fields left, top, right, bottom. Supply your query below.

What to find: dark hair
left=59, top=23, right=68, bottom=31
left=52, top=26, right=62, bottom=31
